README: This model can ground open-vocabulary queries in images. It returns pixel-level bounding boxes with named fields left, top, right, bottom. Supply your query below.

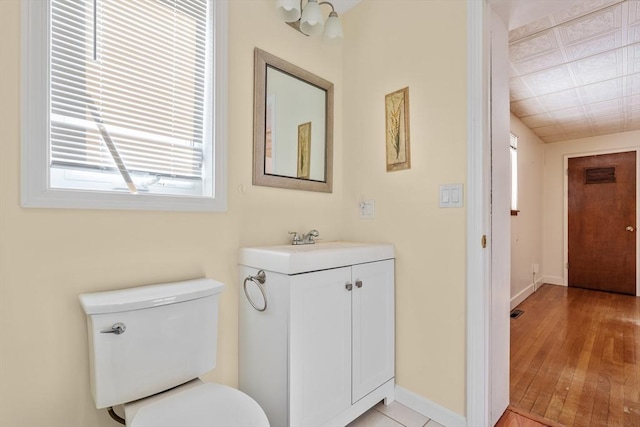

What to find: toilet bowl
left=124, top=379, right=269, bottom=427
left=79, top=278, right=269, bottom=427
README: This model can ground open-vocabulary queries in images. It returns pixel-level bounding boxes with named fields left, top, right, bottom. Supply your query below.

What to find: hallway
left=510, top=284, right=640, bottom=426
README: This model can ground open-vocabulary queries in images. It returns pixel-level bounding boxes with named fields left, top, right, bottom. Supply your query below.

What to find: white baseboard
left=542, top=276, right=564, bottom=286
left=394, top=385, right=466, bottom=427
left=510, top=283, right=534, bottom=309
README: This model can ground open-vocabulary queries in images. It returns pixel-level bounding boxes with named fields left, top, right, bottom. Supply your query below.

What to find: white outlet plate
left=359, top=200, right=375, bottom=218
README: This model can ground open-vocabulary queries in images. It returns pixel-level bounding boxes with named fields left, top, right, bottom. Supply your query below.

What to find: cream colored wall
left=0, top=1, right=344, bottom=426
left=1, top=0, right=472, bottom=424
left=341, top=1, right=468, bottom=414
left=542, top=130, right=640, bottom=284
left=510, top=114, right=544, bottom=299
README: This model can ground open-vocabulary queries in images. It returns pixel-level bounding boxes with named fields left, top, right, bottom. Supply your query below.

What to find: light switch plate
left=439, top=184, right=464, bottom=208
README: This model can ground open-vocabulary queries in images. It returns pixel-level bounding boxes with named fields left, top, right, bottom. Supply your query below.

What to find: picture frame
left=297, top=121, right=311, bottom=179
left=385, top=87, right=410, bottom=171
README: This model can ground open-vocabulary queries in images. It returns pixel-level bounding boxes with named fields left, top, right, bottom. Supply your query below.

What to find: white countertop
left=239, top=241, right=395, bottom=274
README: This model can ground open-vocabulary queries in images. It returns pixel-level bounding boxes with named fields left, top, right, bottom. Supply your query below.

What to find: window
left=510, top=132, right=518, bottom=214
left=22, top=0, right=227, bottom=211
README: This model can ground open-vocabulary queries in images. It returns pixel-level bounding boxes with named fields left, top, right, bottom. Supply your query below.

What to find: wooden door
left=568, top=151, right=636, bottom=295
left=351, top=260, right=395, bottom=403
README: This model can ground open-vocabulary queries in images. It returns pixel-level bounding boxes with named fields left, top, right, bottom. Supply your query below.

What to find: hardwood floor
left=496, top=405, right=564, bottom=427
left=510, top=284, right=640, bottom=427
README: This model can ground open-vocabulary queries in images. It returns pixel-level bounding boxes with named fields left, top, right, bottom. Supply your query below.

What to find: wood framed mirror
left=253, top=48, right=334, bottom=192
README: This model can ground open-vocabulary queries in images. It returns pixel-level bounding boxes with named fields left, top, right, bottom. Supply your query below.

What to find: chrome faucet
left=288, top=229, right=319, bottom=245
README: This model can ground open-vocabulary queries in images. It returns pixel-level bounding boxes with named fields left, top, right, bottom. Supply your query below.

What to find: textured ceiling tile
left=572, top=49, right=624, bottom=85
left=564, top=31, right=623, bottom=60
left=533, top=124, right=564, bottom=137
left=509, top=63, right=519, bottom=78
left=523, top=65, right=575, bottom=95
left=624, top=116, right=640, bottom=131
left=578, top=67, right=622, bottom=85
left=520, top=113, right=555, bottom=128
left=542, top=135, right=569, bottom=143
left=557, top=4, right=622, bottom=45
left=592, top=123, right=625, bottom=134
left=558, top=120, right=592, bottom=134
left=573, top=49, right=620, bottom=74
left=539, top=88, right=582, bottom=110
left=591, top=112, right=626, bottom=125
left=629, top=23, right=640, bottom=43
left=629, top=44, right=640, bottom=74
left=511, top=98, right=547, bottom=117
left=627, top=73, right=640, bottom=95
left=512, top=50, right=566, bottom=75
left=509, top=16, right=554, bottom=42
left=562, top=129, right=596, bottom=139
left=553, top=0, right=622, bottom=25
left=586, top=98, right=625, bottom=115
left=627, top=94, right=640, bottom=109
left=509, top=29, right=559, bottom=62
left=579, top=78, right=624, bottom=102
left=550, top=106, right=587, bottom=121
left=509, top=77, right=534, bottom=101
left=630, top=1, right=640, bottom=25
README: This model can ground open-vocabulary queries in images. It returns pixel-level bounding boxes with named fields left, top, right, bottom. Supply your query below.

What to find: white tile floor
left=347, top=401, right=444, bottom=427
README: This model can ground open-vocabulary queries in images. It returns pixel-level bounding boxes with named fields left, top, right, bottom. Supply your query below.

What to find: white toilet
left=79, top=278, right=269, bottom=427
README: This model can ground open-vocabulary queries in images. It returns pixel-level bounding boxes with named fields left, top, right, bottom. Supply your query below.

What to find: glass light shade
left=300, top=0, right=324, bottom=36
left=323, top=12, right=343, bottom=40
left=276, top=0, right=301, bottom=23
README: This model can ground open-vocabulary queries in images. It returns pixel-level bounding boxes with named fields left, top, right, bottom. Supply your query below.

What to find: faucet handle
left=288, top=231, right=302, bottom=245
left=307, top=229, right=319, bottom=243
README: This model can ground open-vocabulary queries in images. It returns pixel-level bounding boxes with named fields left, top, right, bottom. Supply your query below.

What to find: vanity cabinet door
left=351, top=260, right=395, bottom=403
left=290, top=267, right=352, bottom=427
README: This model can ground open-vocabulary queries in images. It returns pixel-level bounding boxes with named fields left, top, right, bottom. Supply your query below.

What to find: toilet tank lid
left=79, top=278, right=224, bottom=315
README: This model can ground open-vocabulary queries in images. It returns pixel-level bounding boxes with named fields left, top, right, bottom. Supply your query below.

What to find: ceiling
left=333, top=0, right=639, bottom=143
left=506, top=0, right=640, bottom=143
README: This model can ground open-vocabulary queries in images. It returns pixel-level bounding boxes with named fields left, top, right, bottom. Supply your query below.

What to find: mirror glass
left=254, top=49, right=333, bottom=192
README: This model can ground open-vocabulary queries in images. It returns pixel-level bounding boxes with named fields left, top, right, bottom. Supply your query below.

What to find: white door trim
left=466, top=0, right=492, bottom=425
left=563, top=147, right=640, bottom=296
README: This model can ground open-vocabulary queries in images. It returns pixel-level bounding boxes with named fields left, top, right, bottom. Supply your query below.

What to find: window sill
left=21, top=187, right=227, bottom=212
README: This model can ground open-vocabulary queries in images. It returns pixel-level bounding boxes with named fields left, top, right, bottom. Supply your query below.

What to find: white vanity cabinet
left=239, top=242, right=395, bottom=427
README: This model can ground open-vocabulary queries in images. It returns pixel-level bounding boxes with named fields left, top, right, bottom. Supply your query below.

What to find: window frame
left=21, top=0, right=228, bottom=212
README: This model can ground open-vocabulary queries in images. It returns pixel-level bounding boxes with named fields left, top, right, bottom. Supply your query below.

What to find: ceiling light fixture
left=276, top=0, right=343, bottom=40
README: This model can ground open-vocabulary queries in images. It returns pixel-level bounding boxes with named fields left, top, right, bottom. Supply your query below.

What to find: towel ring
left=243, top=270, right=267, bottom=312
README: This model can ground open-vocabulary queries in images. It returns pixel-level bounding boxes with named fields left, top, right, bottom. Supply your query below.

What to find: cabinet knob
left=345, top=283, right=353, bottom=291
left=355, top=280, right=363, bottom=288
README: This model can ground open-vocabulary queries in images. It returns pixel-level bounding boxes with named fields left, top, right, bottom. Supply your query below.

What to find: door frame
left=563, top=147, right=640, bottom=296
left=466, top=0, right=493, bottom=425
left=467, top=2, right=640, bottom=425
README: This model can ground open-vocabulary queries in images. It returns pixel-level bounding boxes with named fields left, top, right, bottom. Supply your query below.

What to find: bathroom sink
left=239, top=241, right=394, bottom=274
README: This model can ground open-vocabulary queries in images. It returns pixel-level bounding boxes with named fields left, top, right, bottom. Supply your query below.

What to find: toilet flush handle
left=101, top=322, right=126, bottom=335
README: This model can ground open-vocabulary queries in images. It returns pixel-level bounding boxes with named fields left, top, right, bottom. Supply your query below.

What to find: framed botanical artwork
left=385, top=87, right=410, bottom=171
left=297, top=121, right=311, bottom=179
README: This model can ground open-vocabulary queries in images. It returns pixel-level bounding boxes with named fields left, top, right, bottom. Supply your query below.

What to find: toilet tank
left=79, top=278, right=224, bottom=409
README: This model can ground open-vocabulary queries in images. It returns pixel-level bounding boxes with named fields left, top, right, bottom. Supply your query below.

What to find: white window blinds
left=50, top=0, right=212, bottom=194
